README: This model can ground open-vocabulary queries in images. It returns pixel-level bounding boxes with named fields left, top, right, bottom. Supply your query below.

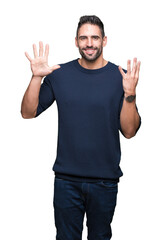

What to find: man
left=21, top=15, right=141, bottom=240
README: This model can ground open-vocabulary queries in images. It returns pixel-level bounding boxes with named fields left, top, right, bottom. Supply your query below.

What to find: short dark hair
left=76, top=15, right=105, bottom=38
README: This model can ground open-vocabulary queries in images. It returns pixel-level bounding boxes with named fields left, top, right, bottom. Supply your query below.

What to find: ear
left=75, top=37, right=79, bottom=48
left=103, top=36, right=107, bottom=47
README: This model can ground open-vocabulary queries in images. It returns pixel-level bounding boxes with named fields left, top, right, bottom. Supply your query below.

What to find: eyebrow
left=79, top=35, right=100, bottom=39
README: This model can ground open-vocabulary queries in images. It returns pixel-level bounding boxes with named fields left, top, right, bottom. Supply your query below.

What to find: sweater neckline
left=73, top=58, right=111, bottom=74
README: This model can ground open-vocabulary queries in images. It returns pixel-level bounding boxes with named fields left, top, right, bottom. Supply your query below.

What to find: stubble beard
left=78, top=45, right=103, bottom=62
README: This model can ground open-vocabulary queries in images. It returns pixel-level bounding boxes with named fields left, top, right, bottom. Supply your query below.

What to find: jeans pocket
left=55, top=177, right=64, bottom=181
left=100, top=181, right=118, bottom=188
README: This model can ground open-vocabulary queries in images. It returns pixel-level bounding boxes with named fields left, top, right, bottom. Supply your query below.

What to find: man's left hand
left=118, top=58, right=141, bottom=97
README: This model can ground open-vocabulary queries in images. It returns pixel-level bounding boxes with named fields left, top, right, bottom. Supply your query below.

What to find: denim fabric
left=53, top=177, right=118, bottom=240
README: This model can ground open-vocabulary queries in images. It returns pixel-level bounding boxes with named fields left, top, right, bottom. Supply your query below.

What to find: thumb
left=51, top=64, right=61, bottom=71
left=118, top=65, right=125, bottom=78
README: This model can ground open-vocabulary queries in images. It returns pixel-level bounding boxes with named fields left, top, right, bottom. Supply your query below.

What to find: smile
left=84, top=49, right=96, bottom=55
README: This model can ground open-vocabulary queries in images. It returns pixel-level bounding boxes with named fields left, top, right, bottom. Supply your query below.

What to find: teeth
left=85, top=49, right=95, bottom=53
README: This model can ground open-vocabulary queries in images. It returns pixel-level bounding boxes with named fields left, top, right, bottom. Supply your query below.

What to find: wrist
left=32, top=75, right=43, bottom=81
left=124, top=91, right=136, bottom=98
left=124, top=93, right=136, bottom=103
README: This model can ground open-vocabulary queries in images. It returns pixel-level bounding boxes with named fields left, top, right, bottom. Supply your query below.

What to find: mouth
left=83, top=48, right=96, bottom=55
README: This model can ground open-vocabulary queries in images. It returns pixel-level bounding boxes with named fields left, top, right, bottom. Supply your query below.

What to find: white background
left=1, top=0, right=162, bottom=239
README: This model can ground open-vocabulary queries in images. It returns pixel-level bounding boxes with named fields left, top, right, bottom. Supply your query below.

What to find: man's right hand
left=25, top=41, right=60, bottom=78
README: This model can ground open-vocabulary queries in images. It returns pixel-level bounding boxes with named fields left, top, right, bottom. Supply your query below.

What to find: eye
left=80, top=36, right=87, bottom=40
left=93, top=36, right=99, bottom=40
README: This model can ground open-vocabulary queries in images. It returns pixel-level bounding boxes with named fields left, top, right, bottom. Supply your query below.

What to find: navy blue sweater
left=35, top=59, right=141, bottom=183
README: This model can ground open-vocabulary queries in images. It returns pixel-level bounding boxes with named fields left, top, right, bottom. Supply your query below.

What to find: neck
left=78, top=56, right=108, bottom=70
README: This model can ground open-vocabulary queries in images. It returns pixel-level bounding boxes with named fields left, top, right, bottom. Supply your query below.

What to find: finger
left=135, top=61, right=141, bottom=80
left=25, top=52, right=32, bottom=61
left=118, top=66, right=126, bottom=78
left=127, top=59, right=131, bottom=74
left=50, top=65, right=61, bottom=71
left=45, top=44, right=49, bottom=59
left=39, top=41, right=43, bottom=57
left=132, top=57, right=137, bottom=76
left=33, top=44, right=38, bottom=58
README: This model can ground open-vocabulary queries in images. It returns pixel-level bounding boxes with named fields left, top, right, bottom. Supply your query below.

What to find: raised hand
left=118, top=58, right=141, bottom=96
left=25, top=41, right=60, bottom=77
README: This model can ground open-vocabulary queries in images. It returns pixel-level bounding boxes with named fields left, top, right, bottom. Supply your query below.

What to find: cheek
left=78, top=42, right=85, bottom=49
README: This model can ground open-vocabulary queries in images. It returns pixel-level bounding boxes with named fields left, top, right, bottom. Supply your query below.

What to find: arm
left=21, top=41, right=60, bottom=119
left=119, top=58, right=141, bottom=138
left=21, top=75, right=43, bottom=118
left=120, top=93, right=141, bottom=138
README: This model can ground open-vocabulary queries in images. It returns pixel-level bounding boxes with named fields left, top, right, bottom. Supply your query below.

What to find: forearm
left=21, top=75, right=43, bottom=118
left=120, top=94, right=140, bottom=138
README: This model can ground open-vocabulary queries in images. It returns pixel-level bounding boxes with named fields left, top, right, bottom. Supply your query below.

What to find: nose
left=87, top=37, right=93, bottom=47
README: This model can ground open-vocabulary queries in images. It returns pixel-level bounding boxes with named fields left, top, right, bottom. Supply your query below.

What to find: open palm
left=25, top=41, right=60, bottom=77
left=118, top=58, right=141, bottom=96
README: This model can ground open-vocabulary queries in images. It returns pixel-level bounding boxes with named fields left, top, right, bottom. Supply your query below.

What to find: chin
left=83, top=54, right=100, bottom=62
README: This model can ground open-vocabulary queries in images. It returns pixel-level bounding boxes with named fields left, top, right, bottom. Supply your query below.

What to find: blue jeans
left=53, top=177, right=118, bottom=240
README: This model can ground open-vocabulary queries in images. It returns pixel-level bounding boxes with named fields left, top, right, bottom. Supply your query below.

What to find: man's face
left=75, top=23, right=107, bottom=62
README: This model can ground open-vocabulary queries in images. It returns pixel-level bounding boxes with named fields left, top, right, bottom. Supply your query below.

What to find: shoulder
left=47, top=59, right=75, bottom=79
left=108, top=61, right=127, bottom=76
left=59, top=59, right=76, bottom=68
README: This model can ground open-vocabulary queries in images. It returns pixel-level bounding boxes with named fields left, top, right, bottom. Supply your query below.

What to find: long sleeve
left=35, top=76, right=55, bottom=117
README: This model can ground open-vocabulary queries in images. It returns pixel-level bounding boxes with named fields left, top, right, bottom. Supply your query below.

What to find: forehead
left=78, top=23, right=101, bottom=37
